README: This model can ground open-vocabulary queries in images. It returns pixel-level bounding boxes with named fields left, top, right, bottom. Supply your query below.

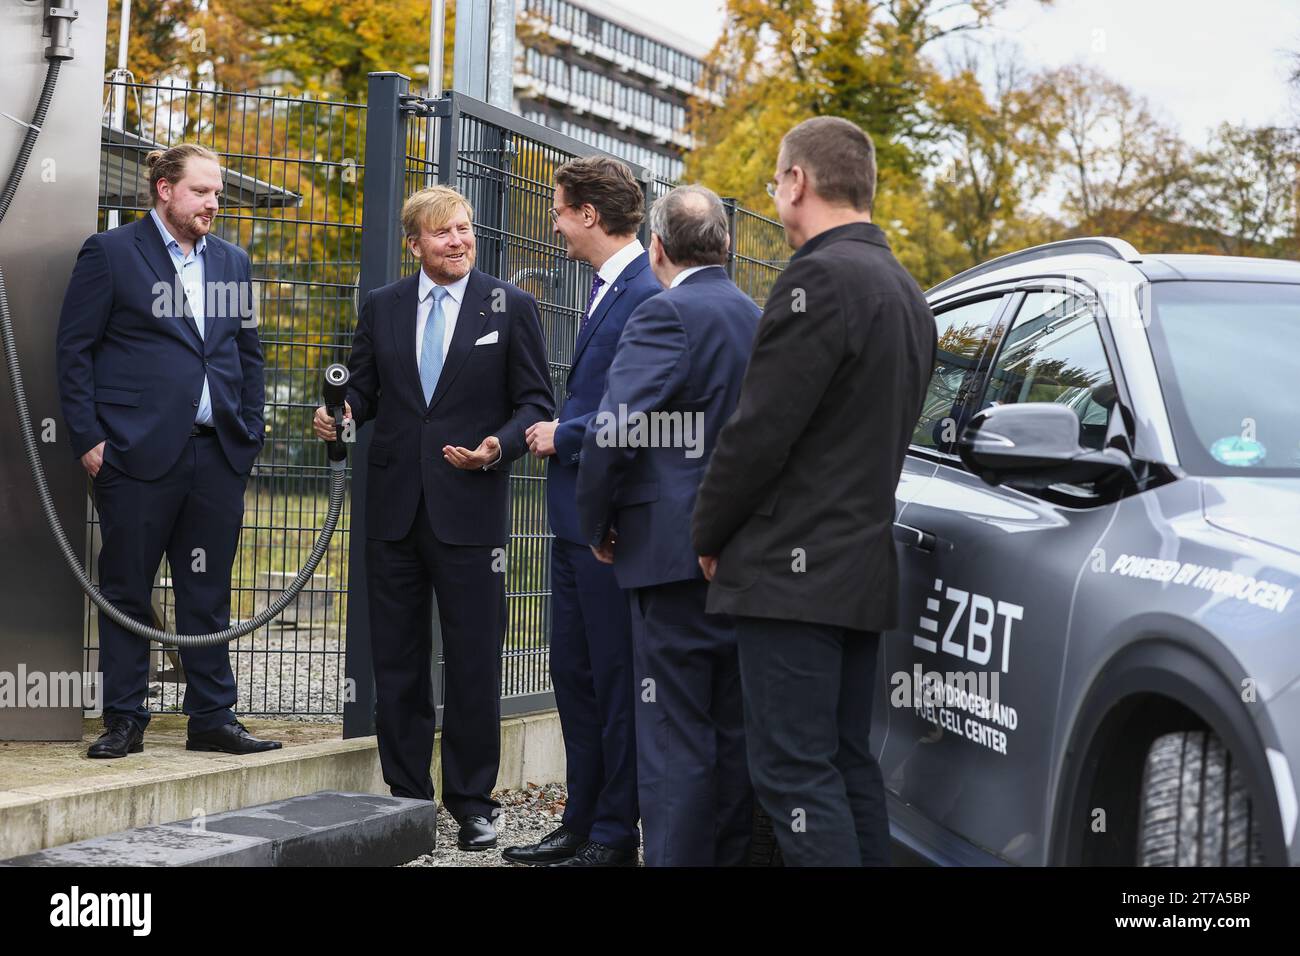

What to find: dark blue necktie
left=580, top=273, right=606, bottom=335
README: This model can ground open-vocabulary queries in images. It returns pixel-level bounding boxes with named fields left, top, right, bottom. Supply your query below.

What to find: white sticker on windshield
left=1210, top=436, right=1266, bottom=467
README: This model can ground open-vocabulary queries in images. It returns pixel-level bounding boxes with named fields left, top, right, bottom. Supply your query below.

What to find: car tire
left=1138, top=730, right=1265, bottom=866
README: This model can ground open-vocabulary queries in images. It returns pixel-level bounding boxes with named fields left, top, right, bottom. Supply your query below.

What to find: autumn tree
left=104, top=0, right=204, bottom=83
left=1031, top=63, right=1195, bottom=249
left=686, top=1, right=1059, bottom=205
left=928, top=44, right=1056, bottom=269
left=222, top=0, right=446, bottom=101
left=1183, top=123, right=1300, bottom=257
left=684, top=1, right=1049, bottom=283
left=104, top=0, right=267, bottom=89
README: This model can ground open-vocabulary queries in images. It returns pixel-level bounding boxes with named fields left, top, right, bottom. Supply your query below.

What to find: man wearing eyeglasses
left=694, top=117, right=937, bottom=867
left=506, top=157, right=661, bottom=867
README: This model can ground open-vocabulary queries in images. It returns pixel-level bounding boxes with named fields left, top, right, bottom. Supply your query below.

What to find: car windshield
left=1147, top=281, right=1300, bottom=476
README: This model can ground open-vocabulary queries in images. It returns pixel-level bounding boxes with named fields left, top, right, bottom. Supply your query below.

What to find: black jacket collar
left=792, top=221, right=890, bottom=261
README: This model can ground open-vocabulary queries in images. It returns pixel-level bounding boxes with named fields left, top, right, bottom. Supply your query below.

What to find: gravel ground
left=136, top=626, right=347, bottom=717
left=139, top=624, right=547, bottom=719
left=401, top=783, right=645, bottom=867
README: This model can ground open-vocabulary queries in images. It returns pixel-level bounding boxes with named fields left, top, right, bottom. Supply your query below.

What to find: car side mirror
left=958, top=403, right=1132, bottom=490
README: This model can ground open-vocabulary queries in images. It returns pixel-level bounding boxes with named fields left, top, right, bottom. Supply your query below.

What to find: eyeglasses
left=547, top=204, right=574, bottom=223
left=766, top=167, right=793, bottom=199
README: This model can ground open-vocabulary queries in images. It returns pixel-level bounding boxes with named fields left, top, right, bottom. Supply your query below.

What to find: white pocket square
left=474, top=331, right=499, bottom=346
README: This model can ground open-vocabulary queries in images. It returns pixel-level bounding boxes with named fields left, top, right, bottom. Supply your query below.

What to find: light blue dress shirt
left=150, top=208, right=213, bottom=426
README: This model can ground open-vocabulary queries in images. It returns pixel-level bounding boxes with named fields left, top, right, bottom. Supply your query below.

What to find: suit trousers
left=365, top=490, right=505, bottom=820
left=734, top=616, right=889, bottom=866
left=548, top=538, right=639, bottom=851
left=92, top=431, right=242, bottom=734
left=631, top=578, right=752, bottom=866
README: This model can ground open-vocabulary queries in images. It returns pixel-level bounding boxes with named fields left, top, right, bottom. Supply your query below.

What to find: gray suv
left=878, top=237, right=1299, bottom=866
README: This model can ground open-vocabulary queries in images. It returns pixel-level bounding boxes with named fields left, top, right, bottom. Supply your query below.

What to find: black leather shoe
left=502, top=825, right=585, bottom=865
left=548, top=839, right=637, bottom=867
left=186, top=719, right=283, bottom=755
left=87, top=719, right=144, bottom=759
left=457, top=814, right=498, bottom=851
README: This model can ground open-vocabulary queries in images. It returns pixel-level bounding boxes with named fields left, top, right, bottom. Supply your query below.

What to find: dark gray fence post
left=723, top=197, right=738, bottom=280
left=436, top=92, right=459, bottom=188
left=343, top=71, right=410, bottom=739
left=637, top=170, right=654, bottom=248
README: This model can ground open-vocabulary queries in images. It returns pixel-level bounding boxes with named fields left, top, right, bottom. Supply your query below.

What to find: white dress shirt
left=589, top=239, right=645, bottom=315
left=414, top=267, right=499, bottom=468
left=415, top=268, right=471, bottom=371
left=669, top=264, right=724, bottom=289
left=150, top=209, right=213, bottom=425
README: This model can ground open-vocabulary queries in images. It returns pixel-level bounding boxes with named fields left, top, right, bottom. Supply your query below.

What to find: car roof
left=1137, top=254, right=1300, bottom=284
left=926, top=237, right=1300, bottom=303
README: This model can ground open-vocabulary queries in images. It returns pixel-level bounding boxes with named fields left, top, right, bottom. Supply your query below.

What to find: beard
left=165, top=208, right=212, bottom=242
left=426, top=247, right=474, bottom=283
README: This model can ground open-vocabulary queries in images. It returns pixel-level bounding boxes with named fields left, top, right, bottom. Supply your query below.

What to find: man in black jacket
left=692, top=117, right=937, bottom=867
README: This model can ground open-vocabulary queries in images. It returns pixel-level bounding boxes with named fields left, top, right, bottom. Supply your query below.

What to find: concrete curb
left=4, top=792, right=437, bottom=866
left=0, top=710, right=564, bottom=859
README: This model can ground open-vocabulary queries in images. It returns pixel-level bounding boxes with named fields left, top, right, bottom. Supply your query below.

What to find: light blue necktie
left=419, top=285, right=449, bottom=405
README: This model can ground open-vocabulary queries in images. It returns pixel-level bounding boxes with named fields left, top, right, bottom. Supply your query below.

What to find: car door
left=873, top=293, right=1010, bottom=785
left=879, top=287, right=1124, bottom=865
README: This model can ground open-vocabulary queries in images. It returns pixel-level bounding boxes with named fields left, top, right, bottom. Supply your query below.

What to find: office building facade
left=515, top=0, right=720, bottom=182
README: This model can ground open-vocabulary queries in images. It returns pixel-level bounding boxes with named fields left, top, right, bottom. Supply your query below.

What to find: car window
left=911, top=296, right=1005, bottom=453
left=980, top=290, right=1117, bottom=450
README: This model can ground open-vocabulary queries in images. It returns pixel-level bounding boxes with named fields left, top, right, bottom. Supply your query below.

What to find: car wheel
left=1138, top=730, right=1266, bottom=866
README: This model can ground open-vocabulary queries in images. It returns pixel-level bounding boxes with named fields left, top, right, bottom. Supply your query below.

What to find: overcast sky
left=600, top=0, right=1300, bottom=143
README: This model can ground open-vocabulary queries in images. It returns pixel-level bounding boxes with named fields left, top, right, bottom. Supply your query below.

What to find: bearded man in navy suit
left=313, top=186, right=553, bottom=851
left=56, top=143, right=279, bottom=760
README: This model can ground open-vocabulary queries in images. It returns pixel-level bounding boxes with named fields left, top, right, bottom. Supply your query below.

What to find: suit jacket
left=56, top=215, right=265, bottom=480
left=691, top=222, right=937, bottom=632
left=576, top=267, right=760, bottom=590
left=546, top=250, right=662, bottom=545
left=346, top=267, right=553, bottom=546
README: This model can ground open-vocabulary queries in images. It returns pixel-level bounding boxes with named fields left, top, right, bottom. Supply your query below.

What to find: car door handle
left=893, top=522, right=937, bottom=553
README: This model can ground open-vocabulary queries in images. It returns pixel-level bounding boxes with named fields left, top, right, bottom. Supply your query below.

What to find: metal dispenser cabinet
left=0, top=0, right=109, bottom=739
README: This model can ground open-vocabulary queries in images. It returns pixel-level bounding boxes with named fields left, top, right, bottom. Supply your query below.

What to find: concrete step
left=0, top=710, right=564, bottom=858
left=2, top=791, right=436, bottom=866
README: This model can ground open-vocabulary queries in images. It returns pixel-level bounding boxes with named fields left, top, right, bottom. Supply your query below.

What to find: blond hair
left=145, top=143, right=220, bottom=202
left=401, top=186, right=475, bottom=238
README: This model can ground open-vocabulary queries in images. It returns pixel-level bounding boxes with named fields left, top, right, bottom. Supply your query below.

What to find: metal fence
left=89, top=75, right=788, bottom=723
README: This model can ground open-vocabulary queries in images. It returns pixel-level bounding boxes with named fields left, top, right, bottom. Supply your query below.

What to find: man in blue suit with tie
left=576, top=185, right=761, bottom=866
left=506, top=157, right=660, bottom=866
left=314, top=186, right=553, bottom=851
left=56, top=143, right=279, bottom=759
